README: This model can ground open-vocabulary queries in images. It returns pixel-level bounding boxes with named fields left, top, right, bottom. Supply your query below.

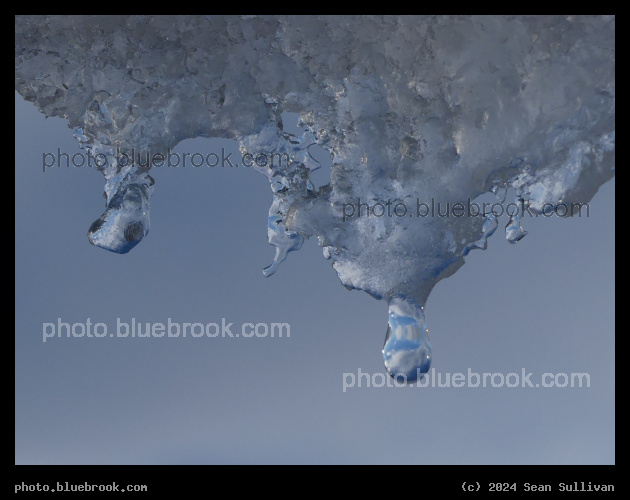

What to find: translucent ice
left=15, top=15, right=615, bottom=379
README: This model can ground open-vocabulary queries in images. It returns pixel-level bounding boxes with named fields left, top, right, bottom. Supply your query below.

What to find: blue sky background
left=15, top=92, right=614, bottom=464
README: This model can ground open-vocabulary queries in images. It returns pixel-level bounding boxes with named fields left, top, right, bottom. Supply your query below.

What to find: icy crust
left=16, top=15, right=614, bottom=306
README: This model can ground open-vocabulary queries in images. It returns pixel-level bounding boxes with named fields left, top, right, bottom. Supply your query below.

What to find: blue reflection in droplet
left=382, top=297, right=432, bottom=383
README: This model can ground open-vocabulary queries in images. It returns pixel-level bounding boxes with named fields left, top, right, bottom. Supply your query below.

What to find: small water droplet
left=382, top=297, right=432, bottom=383
left=505, top=208, right=527, bottom=244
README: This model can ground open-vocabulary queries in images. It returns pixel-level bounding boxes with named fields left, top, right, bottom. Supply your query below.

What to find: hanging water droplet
left=382, top=297, right=432, bottom=383
left=505, top=202, right=527, bottom=243
left=482, top=213, right=499, bottom=237
left=463, top=212, right=498, bottom=254
left=87, top=172, right=153, bottom=254
left=262, top=214, right=304, bottom=277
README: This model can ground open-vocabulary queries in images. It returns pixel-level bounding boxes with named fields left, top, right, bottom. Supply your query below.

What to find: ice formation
left=15, top=15, right=615, bottom=381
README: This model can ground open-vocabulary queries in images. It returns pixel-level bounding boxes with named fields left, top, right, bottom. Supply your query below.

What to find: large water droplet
left=382, top=297, right=432, bottom=383
left=87, top=172, right=153, bottom=254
